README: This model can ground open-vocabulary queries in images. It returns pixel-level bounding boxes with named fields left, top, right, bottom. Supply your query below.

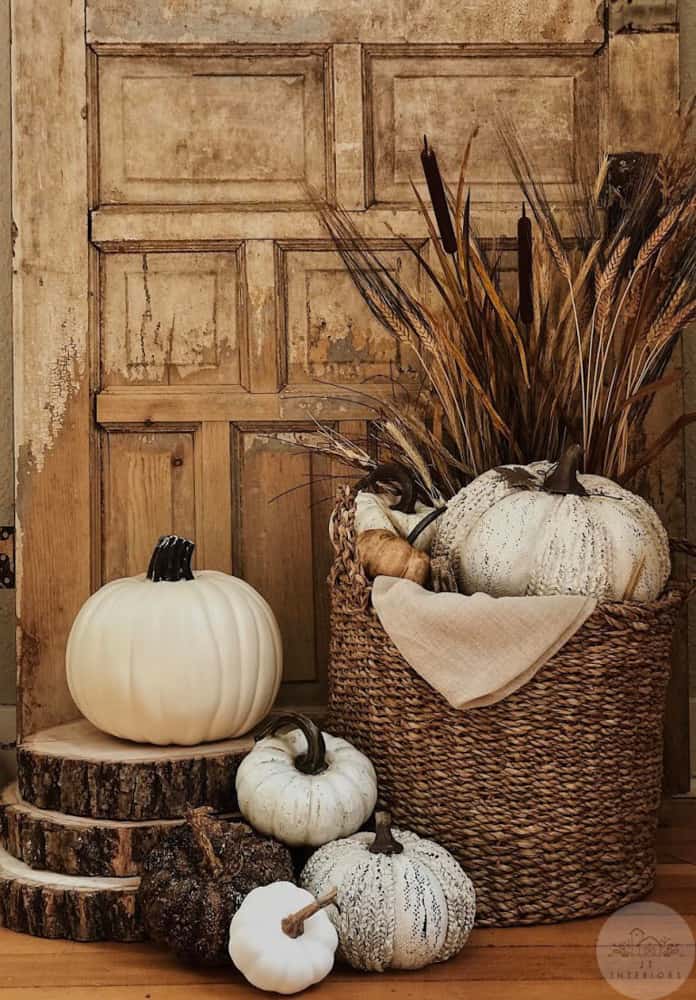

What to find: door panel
left=15, top=0, right=684, bottom=777
left=102, top=429, right=197, bottom=579
left=101, top=250, right=246, bottom=387
left=234, top=428, right=336, bottom=702
left=365, top=49, right=602, bottom=206
left=98, top=52, right=332, bottom=205
left=278, top=241, right=423, bottom=385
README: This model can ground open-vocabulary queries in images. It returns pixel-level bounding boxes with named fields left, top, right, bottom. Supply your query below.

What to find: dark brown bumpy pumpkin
left=138, top=805, right=294, bottom=964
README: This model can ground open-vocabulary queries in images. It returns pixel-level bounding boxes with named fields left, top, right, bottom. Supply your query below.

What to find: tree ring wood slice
left=17, top=719, right=253, bottom=820
left=0, top=845, right=142, bottom=941
left=0, top=783, right=206, bottom=877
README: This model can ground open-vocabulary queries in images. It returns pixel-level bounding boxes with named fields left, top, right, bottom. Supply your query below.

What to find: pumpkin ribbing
left=433, top=453, right=670, bottom=600
left=301, top=822, right=476, bottom=971
left=236, top=721, right=378, bottom=847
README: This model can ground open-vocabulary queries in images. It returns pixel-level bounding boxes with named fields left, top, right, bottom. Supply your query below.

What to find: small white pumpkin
left=67, top=535, right=282, bottom=746
left=301, top=811, right=476, bottom=972
left=228, top=881, right=338, bottom=994
left=355, top=491, right=438, bottom=551
left=431, top=444, right=670, bottom=601
left=235, top=714, right=377, bottom=847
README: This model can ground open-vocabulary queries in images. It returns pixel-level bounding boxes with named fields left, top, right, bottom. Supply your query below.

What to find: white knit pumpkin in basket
left=431, top=444, right=670, bottom=602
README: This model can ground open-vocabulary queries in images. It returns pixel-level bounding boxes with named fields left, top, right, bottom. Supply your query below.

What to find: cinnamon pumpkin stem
left=281, top=888, right=338, bottom=939
left=185, top=805, right=223, bottom=876
left=369, top=811, right=404, bottom=856
left=543, top=444, right=587, bottom=497
left=255, top=713, right=329, bottom=776
left=147, top=535, right=195, bottom=582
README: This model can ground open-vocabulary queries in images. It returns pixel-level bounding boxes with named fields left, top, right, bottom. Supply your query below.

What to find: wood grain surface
left=0, top=798, right=693, bottom=997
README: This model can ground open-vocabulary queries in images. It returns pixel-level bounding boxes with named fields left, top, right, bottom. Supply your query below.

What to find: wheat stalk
left=295, top=119, right=696, bottom=500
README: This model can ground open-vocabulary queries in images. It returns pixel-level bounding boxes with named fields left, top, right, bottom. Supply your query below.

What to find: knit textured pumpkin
left=431, top=444, right=670, bottom=601
left=139, top=806, right=294, bottom=964
left=300, top=811, right=476, bottom=971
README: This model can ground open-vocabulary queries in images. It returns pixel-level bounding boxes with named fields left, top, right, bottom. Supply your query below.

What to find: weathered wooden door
left=14, top=2, right=684, bottom=766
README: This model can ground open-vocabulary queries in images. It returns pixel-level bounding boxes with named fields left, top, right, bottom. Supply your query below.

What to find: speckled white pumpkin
left=300, top=812, right=476, bottom=971
left=432, top=445, right=670, bottom=602
left=235, top=714, right=377, bottom=847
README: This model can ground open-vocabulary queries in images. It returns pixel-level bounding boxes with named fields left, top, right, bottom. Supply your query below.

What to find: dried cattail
left=301, top=117, right=696, bottom=499
left=420, top=135, right=457, bottom=254
left=518, top=203, right=534, bottom=324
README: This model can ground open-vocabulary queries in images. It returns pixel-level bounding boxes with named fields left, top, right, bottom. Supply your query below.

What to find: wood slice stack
left=0, top=719, right=252, bottom=941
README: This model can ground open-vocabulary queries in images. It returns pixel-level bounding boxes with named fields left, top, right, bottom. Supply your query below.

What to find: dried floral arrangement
left=295, top=108, right=696, bottom=505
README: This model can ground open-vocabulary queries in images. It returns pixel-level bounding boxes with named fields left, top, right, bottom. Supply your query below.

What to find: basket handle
left=329, top=487, right=372, bottom=611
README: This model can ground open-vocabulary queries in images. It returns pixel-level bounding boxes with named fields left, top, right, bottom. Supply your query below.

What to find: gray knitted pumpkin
left=300, top=812, right=476, bottom=971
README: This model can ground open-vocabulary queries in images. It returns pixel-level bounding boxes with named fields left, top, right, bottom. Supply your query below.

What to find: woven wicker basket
left=328, top=489, right=689, bottom=926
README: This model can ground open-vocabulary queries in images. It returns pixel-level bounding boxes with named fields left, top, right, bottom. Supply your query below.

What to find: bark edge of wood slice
left=0, top=845, right=142, bottom=941
left=17, top=719, right=253, bottom=821
left=0, top=783, right=203, bottom=877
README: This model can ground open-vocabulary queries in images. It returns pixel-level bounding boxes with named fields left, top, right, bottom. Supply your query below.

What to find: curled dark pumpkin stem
left=281, top=888, right=338, bottom=939
left=147, top=535, right=195, bottom=582
left=356, top=462, right=417, bottom=514
left=407, top=505, right=447, bottom=545
left=255, top=713, right=329, bottom=776
left=185, top=805, right=223, bottom=876
left=369, top=811, right=404, bottom=856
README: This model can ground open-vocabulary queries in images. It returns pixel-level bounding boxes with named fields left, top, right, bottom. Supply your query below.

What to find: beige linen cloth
left=371, top=576, right=596, bottom=709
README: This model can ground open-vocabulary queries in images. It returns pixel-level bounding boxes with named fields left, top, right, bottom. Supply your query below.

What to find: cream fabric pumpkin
left=235, top=714, right=377, bottom=847
left=228, top=882, right=338, bottom=995
left=67, top=535, right=282, bottom=746
left=354, top=491, right=439, bottom=551
left=431, top=445, right=670, bottom=602
left=301, top=811, right=476, bottom=971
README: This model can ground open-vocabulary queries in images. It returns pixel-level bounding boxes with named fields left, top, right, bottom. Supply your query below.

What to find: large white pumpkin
left=235, top=714, right=377, bottom=847
left=67, top=535, right=282, bottom=746
left=301, top=811, right=476, bottom=971
left=431, top=445, right=670, bottom=602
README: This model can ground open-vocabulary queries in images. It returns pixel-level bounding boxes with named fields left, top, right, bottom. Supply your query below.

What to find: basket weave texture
left=328, top=489, right=687, bottom=926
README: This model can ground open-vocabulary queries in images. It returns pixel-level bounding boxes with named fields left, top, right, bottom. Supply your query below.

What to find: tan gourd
left=356, top=529, right=430, bottom=586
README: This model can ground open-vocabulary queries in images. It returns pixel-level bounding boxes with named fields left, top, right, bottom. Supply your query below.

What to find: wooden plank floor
left=0, top=799, right=695, bottom=999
